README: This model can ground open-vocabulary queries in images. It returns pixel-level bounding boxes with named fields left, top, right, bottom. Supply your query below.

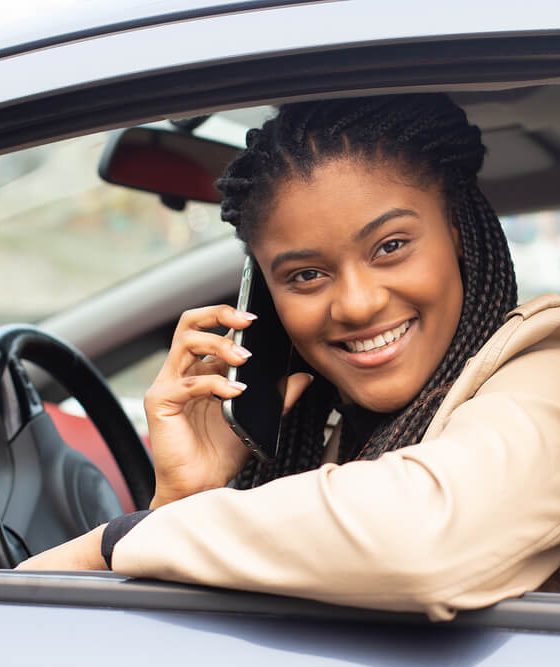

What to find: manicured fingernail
left=228, top=380, right=247, bottom=391
left=236, top=310, right=258, bottom=320
left=233, top=344, right=252, bottom=359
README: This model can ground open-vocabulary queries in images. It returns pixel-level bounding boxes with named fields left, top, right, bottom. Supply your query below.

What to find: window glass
left=0, top=130, right=232, bottom=323
left=501, top=209, right=560, bottom=303
left=0, top=107, right=276, bottom=324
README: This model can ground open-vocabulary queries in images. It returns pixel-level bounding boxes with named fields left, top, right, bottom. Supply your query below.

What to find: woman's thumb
left=282, top=373, right=314, bottom=415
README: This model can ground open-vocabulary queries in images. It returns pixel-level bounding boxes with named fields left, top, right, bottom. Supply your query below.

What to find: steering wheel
left=0, top=325, right=155, bottom=568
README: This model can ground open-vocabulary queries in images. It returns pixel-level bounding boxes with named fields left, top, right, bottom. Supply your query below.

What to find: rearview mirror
left=98, top=126, right=240, bottom=210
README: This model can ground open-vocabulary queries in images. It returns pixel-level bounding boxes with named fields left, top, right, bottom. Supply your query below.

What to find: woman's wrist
left=15, top=523, right=107, bottom=571
left=101, top=511, right=153, bottom=569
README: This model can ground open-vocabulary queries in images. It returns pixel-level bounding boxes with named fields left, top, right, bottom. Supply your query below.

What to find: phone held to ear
left=222, top=256, right=293, bottom=462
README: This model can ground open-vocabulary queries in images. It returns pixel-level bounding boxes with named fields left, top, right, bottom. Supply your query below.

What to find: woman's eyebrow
left=271, top=249, right=320, bottom=272
left=353, top=207, right=419, bottom=242
left=270, top=208, right=419, bottom=272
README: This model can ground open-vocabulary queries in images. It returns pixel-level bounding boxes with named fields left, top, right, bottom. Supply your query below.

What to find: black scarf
left=336, top=402, right=397, bottom=463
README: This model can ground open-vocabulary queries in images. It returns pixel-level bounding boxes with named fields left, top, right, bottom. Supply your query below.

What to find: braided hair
left=217, top=94, right=517, bottom=488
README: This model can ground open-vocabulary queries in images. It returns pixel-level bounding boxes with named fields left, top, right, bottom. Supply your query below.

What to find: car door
left=2, top=1, right=560, bottom=664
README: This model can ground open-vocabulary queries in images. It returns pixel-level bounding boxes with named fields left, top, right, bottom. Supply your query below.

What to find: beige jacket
left=111, top=295, right=560, bottom=621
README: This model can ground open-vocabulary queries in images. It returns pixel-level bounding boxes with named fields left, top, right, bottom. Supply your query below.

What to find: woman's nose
left=329, top=270, right=389, bottom=325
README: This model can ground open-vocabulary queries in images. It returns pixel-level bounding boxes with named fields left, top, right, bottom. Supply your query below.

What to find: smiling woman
left=19, top=94, right=560, bottom=623
left=256, top=161, right=464, bottom=414
left=220, top=94, right=517, bottom=484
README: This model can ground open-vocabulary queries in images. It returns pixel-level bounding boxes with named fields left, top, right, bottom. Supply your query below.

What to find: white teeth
left=343, top=320, right=411, bottom=353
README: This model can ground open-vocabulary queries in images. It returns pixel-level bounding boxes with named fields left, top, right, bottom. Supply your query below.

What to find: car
left=2, top=0, right=560, bottom=664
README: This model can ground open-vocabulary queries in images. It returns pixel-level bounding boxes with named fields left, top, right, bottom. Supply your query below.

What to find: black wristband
left=101, top=510, right=152, bottom=569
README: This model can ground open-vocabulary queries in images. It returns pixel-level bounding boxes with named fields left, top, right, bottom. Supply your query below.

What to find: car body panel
left=3, top=573, right=560, bottom=665
left=1, top=0, right=307, bottom=55
left=2, top=1, right=560, bottom=111
left=4, top=602, right=560, bottom=667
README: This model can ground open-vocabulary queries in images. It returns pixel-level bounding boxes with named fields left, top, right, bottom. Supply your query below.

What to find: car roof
left=2, top=2, right=560, bottom=123
left=3, top=0, right=560, bottom=58
left=1, top=1, right=320, bottom=56
left=2, top=3, right=560, bottom=219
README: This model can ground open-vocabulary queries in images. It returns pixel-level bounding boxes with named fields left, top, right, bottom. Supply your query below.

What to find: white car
left=1, top=1, right=560, bottom=664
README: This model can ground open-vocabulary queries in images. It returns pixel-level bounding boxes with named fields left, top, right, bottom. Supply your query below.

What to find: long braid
left=218, top=94, right=517, bottom=485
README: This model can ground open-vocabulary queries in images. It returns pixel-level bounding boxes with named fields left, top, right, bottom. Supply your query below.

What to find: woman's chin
left=339, top=389, right=415, bottom=414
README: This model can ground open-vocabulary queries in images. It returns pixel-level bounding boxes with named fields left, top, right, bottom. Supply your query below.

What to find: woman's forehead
left=255, top=160, right=444, bottom=246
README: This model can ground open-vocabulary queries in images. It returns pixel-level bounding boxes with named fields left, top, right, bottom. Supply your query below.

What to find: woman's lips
left=330, top=319, right=417, bottom=369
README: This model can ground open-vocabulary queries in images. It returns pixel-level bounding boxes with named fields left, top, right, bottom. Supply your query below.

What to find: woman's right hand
left=144, top=305, right=313, bottom=509
left=144, top=305, right=256, bottom=508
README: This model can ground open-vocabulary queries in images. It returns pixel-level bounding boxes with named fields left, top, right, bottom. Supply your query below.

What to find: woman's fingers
left=181, top=373, right=248, bottom=400
left=145, top=373, right=247, bottom=416
left=174, top=305, right=256, bottom=339
left=164, top=305, right=257, bottom=373
left=174, top=330, right=253, bottom=375
left=283, top=372, right=314, bottom=415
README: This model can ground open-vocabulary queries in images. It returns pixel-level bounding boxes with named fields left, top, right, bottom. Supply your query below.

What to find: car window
left=0, top=130, right=232, bottom=323
left=502, top=208, right=560, bottom=303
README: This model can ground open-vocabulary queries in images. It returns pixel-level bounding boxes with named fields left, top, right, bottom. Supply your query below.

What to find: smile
left=342, top=320, right=411, bottom=353
left=331, top=318, right=416, bottom=369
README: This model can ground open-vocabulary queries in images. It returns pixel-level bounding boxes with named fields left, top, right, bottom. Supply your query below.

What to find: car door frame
left=2, top=0, right=560, bottom=642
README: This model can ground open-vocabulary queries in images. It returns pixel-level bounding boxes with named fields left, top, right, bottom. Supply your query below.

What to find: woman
left=18, top=94, right=560, bottom=622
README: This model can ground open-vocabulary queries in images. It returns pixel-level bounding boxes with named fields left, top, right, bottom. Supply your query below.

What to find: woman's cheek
left=276, top=297, right=325, bottom=358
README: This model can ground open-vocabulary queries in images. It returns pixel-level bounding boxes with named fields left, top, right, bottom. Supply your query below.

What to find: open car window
left=503, top=209, right=560, bottom=302
left=0, top=106, right=278, bottom=325
left=2, top=118, right=556, bottom=326
left=0, top=128, right=234, bottom=323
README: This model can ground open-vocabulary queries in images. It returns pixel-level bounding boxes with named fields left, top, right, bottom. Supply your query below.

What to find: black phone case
left=222, top=257, right=293, bottom=461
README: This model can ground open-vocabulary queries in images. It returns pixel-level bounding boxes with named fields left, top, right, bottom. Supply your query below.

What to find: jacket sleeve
left=110, top=340, right=560, bottom=621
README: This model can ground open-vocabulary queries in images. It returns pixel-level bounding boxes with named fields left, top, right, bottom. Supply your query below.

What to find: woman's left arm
left=16, top=524, right=107, bottom=571
left=17, top=340, right=560, bottom=621
left=86, top=343, right=559, bottom=621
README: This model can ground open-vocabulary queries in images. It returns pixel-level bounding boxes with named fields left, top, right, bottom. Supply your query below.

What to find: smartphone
left=222, top=256, right=293, bottom=462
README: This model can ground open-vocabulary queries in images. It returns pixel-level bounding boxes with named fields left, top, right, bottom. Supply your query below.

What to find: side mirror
left=98, top=126, right=240, bottom=210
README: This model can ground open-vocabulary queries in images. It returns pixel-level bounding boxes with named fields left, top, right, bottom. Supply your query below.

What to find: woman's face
left=251, top=158, right=464, bottom=412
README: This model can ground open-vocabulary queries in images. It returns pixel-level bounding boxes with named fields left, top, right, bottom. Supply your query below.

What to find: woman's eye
left=293, top=269, right=323, bottom=283
left=376, top=239, right=406, bottom=257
